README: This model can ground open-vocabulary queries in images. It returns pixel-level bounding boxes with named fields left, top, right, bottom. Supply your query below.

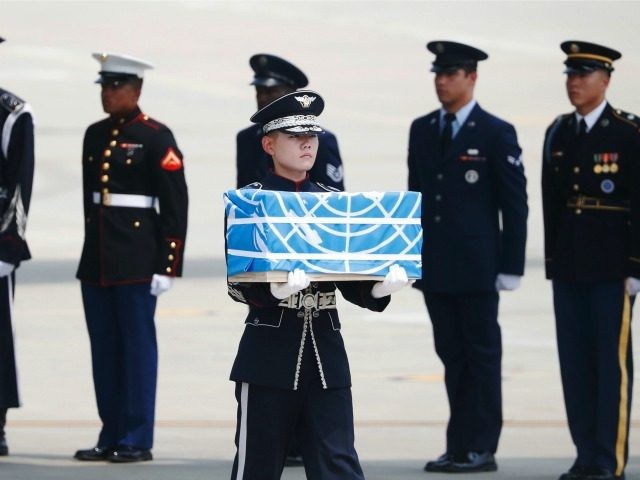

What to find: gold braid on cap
left=567, top=53, right=613, bottom=64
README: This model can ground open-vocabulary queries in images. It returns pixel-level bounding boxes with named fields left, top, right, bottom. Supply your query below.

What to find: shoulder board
left=315, top=182, right=340, bottom=192
left=241, top=182, right=263, bottom=190
left=0, top=90, right=25, bottom=113
left=611, top=108, right=639, bottom=128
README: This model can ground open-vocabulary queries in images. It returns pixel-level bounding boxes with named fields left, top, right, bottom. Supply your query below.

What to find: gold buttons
left=102, top=162, right=110, bottom=171
left=573, top=184, right=579, bottom=191
left=102, top=188, right=109, bottom=194
left=109, top=140, right=117, bottom=147
left=168, top=254, right=174, bottom=261
left=575, top=209, right=582, bottom=215
left=104, top=149, right=111, bottom=157
left=126, top=158, right=132, bottom=165
left=134, top=221, right=140, bottom=228
left=111, top=129, right=119, bottom=136
left=573, top=167, right=580, bottom=174
left=170, top=242, right=176, bottom=248
left=88, top=156, right=94, bottom=162
left=143, top=115, right=149, bottom=120
left=165, top=267, right=172, bottom=274
left=101, top=174, right=109, bottom=183
left=119, top=118, right=125, bottom=124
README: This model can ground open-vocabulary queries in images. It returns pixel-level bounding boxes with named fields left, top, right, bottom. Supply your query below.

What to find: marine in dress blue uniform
left=236, top=54, right=344, bottom=190
left=75, top=53, right=188, bottom=463
left=228, top=91, right=409, bottom=480
left=0, top=36, right=35, bottom=457
left=407, top=41, right=528, bottom=473
left=542, top=41, right=638, bottom=480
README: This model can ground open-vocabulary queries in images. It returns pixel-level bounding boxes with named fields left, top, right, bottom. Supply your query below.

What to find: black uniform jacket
left=77, top=107, right=188, bottom=285
left=236, top=124, right=345, bottom=190
left=408, top=103, right=528, bottom=293
left=542, top=103, right=640, bottom=282
left=228, top=171, right=389, bottom=390
left=0, top=88, right=34, bottom=266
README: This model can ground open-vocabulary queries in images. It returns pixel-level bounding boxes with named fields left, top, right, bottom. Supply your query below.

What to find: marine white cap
left=92, top=52, right=154, bottom=79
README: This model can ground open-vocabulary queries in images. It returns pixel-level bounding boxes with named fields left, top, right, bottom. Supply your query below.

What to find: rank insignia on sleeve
left=160, top=148, right=183, bottom=171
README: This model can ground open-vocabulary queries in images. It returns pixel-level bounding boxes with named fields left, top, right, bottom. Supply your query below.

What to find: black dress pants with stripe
left=230, top=347, right=364, bottom=480
left=423, top=290, right=502, bottom=455
left=0, top=274, right=18, bottom=409
left=553, top=280, right=633, bottom=478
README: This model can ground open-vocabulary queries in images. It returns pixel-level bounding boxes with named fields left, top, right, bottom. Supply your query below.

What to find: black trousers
left=230, top=347, right=364, bottom=480
left=553, top=280, right=633, bottom=477
left=423, top=290, right=501, bottom=454
left=0, top=273, right=18, bottom=409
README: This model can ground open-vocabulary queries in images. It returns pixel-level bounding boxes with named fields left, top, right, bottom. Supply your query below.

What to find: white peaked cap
left=92, top=52, right=154, bottom=78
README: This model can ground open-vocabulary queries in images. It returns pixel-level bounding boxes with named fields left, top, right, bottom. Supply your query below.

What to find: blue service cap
left=427, top=41, right=488, bottom=73
left=249, top=54, right=309, bottom=89
left=561, top=41, right=621, bottom=74
left=251, top=90, right=324, bottom=135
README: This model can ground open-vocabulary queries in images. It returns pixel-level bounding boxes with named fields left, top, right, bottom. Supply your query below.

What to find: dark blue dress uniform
left=236, top=124, right=344, bottom=190
left=407, top=43, right=527, bottom=468
left=542, top=42, right=638, bottom=480
left=228, top=91, right=389, bottom=480
left=77, top=61, right=188, bottom=457
left=228, top=172, right=389, bottom=480
left=0, top=80, right=35, bottom=454
left=408, top=102, right=528, bottom=456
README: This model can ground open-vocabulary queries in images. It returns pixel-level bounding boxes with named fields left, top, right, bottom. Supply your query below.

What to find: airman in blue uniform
left=236, top=54, right=344, bottom=190
left=0, top=36, right=35, bottom=457
left=407, top=41, right=528, bottom=473
left=542, top=41, right=639, bottom=480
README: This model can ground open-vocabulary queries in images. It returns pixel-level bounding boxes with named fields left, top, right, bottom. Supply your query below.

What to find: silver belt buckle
left=301, top=292, right=318, bottom=309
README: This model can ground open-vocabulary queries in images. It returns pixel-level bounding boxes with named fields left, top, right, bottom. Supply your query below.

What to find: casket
left=225, top=189, right=422, bottom=282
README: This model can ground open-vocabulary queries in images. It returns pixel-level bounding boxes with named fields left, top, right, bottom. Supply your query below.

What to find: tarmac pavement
left=1, top=260, right=639, bottom=479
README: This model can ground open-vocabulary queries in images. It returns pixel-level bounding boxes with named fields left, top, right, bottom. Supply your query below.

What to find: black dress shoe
left=284, top=454, right=304, bottom=467
left=583, top=467, right=615, bottom=480
left=74, top=446, right=112, bottom=461
left=424, top=453, right=456, bottom=472
left=107, top=446, right=153, bottom=463
left=0, top=435, right=8, bottom=456
left=449, top=451, right=497, bottom=473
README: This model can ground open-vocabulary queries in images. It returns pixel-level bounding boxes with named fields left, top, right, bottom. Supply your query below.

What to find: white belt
left=92, top=192, right=156, bottom=208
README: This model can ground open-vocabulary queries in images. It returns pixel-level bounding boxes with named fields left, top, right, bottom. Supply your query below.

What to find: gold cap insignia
left=436, top=42, right=445, bottom=53
left=570, top=43, right=579, bottom=53
left=295, top=95, right=316, bottom=109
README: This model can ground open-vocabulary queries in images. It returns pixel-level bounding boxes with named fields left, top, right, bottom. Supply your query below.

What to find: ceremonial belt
left=279, top=291, right=337, bottom=310
left=567, top=195, right=630, bottom=212
left=93, top=192, right=157, bottom=208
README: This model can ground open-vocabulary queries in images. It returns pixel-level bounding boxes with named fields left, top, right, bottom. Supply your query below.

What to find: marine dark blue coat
left=407, top=104, right=528, bottom=293
left=236, top=124, right=345, bottom=190
left=227, top=171, right=389, bottom=390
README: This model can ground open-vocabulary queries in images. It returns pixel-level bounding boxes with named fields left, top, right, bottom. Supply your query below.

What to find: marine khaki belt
left=567, top=195, right=629, bottom=212
left=279, top=291, right=337, bottom=310
left=93, top=192, right=157, bottom=208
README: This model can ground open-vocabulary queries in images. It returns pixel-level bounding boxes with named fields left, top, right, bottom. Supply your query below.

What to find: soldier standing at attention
left=74, top=53, right=188, bottom=463
left=542, top=41, right=639, bottom=480
left=227, top=90, right=411, bottom=480
left=236, top=53, right=344, bottom=190
left=407, top=41, right=528, bottom=473
left=0, top=36, right=35, bottom=457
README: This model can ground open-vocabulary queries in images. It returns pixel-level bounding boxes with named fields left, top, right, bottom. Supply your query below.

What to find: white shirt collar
left=440, top=99, right=477, bottom=126
left=575, top=99, right=607, bottom=132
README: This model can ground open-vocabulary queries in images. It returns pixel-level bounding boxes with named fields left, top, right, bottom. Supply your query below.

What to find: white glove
left=0, top=261, right=15, bottom=278
left=150, top=274, right=174, bottom=296
left=270, top=269, right=311, bottom=300
left=495, top=273, right=521, bottom=291
left=371, top=264, right=411, bottom=299
left=626, top=277, right=640, bottom=296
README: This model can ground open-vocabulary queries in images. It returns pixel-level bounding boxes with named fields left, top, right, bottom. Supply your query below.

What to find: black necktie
left=576, top=118, right=587, bottom=138
left=441, top=113, right=456, bottom=151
